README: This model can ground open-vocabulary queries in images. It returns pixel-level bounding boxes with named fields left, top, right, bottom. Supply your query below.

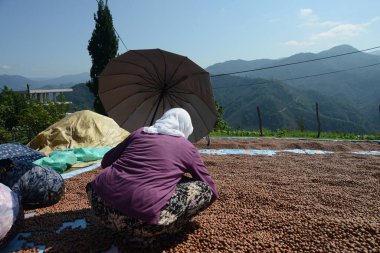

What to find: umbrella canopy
left=99, top=49, right=217, bottom=142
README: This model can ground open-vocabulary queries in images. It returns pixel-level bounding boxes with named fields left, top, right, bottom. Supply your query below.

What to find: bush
left=0, top=86, right=69, bottom=144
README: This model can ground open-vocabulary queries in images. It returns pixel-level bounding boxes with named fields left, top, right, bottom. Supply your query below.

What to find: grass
left=210, top=129, right=380, bottom=141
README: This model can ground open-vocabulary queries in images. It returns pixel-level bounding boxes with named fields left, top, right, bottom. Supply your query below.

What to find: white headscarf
left=143, top=108, right=193, bottom=139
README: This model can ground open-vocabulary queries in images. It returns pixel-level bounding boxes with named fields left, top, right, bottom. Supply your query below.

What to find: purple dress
left=91, top=128, right=218, bottom=225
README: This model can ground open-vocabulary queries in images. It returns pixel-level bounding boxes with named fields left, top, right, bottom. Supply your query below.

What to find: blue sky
left=1, top=0, right=380, bottom=78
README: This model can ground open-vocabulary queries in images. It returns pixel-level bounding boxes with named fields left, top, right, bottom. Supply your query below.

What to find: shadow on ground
left=6, top=208, right=199, bottom=253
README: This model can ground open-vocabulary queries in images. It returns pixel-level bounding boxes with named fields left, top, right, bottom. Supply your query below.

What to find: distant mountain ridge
left=369, top=49, right=380, bottom=56
left=208, top=44, right=380, bottom=134
left=1, top=45, right=379, bottom=134
left=0, top=72, right=90, bottom=90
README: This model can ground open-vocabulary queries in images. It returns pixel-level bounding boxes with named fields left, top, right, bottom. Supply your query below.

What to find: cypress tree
left=87, top=0, right=118, bottom=115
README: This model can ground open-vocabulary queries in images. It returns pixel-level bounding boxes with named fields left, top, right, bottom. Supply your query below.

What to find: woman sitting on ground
left=86, top=108, right=218, bottom=244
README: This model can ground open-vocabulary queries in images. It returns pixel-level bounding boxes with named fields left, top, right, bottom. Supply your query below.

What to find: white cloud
left=363, top=16, right=380, bottom=26
left=285, top=12, right=380, bottom=47
left=310, top=24, right=364, bottom=41
left=1, top=65, right=10, bottom=70
left=300, top=8, right=313, bottom=17
left=317, top=21, right=341, bottom=28
left=285, top=40, right=314, bottom=46
left=299, top=10, right=338, bottom=28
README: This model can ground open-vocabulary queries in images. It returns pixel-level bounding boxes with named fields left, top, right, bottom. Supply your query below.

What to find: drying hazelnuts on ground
left=14, top=139, right=380, bottom=252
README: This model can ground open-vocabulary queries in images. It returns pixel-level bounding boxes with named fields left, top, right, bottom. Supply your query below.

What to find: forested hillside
left=211, top=75, right=371, bottom=133
left=208, top=45, right=380, bottom=133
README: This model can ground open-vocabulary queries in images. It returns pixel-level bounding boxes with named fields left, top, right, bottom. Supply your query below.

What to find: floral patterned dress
left=86, top=176, right=212, bottom=244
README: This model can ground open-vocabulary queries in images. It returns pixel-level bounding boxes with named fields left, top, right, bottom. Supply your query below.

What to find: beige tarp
left=28, top=110, right=129, bottom=155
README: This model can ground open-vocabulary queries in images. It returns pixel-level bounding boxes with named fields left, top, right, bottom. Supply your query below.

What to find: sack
left=0, top=143, right=45, bottom=164
left=0, top=183, right=21, bottom=242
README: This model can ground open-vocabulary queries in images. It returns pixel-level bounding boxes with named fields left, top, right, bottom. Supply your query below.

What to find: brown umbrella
left=98, top=49, right=217, bottom=142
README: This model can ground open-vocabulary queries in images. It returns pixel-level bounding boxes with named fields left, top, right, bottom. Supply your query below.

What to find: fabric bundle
left=0, top=143, right=65, bottom=210
left=0, top=183, right=22, bottom=247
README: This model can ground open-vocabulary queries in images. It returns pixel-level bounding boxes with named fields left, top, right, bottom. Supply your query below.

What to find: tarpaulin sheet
left=33, top=147, right=111, bottom=173
left=27, top=110, right=129, bottom=155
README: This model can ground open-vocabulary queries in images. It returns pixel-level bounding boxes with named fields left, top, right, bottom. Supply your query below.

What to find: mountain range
left=1, top=45, right=379, bottom=134
left=207, top=45, right=380, bottom=134
left=0, top=72, right=90, bottom=90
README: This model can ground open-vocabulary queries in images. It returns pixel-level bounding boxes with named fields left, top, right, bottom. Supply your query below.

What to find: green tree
left=20, top=100, right=69, bottom=140
left=214, top=101, right=229, bottom=130
left=0, top=87, right=69, bottom=144
left=0, top=86, right=28, bottom=132
left=296, top=117, right=305, bottom=132
left=87, top=0, right=118, bottom=115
